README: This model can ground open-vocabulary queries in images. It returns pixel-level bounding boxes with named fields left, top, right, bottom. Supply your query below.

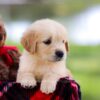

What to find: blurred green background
left=0, top=0, right=100, bottom=100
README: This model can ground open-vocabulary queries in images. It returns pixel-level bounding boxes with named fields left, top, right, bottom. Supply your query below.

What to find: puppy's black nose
left=55, top=50, right=64, bottom=58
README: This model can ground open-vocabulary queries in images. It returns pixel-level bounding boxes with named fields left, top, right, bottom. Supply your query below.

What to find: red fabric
left=0, top=46, right=18, bottom=67
left=30, top=91, right=60, bottom=100
left=0, top=78, right=81, bottom=100
left=71, top=83, right=79, bottom=100
left=30, top=89, right=53, bottom=100
left=30, top=79, right=79, bottom=100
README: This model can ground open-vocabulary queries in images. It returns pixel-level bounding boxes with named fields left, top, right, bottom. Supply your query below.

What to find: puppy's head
left=0, top=20, right=6, bottom=47
left=21, top=19, right=69, bottom=62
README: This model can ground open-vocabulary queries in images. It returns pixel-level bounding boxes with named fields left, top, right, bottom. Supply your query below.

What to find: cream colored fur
left=17, top=19, right=71, bottom=94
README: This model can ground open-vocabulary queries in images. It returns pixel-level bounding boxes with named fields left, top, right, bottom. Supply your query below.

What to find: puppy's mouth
left=54, top=56, right=63, bottom=61
left=48, top=56, right=63, bottom=62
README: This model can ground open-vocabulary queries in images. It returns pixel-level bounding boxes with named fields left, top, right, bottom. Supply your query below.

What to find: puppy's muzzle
left=55, top=50, right=64, bottom=61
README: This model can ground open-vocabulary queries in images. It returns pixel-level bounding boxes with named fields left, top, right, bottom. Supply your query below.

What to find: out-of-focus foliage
left=0, top=0, right=100, bottom=21
left=68, top=45, right=100, bottom=100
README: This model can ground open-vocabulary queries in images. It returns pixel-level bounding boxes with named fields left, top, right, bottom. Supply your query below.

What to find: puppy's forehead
left=30, top=19, right=68, bottom=40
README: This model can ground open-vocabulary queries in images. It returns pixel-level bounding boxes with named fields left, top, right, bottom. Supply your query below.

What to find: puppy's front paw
left=18, top=77, right=36, bottom=88
left=40, top=79, right=57, bottom=94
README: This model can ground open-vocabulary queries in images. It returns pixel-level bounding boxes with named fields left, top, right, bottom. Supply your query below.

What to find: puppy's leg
left=16, top=54, right=36, bottom=88
left=40, top=73, right=60, bottom=94
left=17, top=71, right=36, bottom=88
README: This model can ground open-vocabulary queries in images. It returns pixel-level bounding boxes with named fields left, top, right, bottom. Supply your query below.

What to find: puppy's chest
left=33, top=65, right=49, bottom=80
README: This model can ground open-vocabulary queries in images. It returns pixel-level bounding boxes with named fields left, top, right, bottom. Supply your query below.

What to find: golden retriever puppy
left=17, top=19, right=71, bottom=94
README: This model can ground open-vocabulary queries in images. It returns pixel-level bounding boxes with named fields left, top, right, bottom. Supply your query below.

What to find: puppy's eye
left=43, top=39, right=51, bottom=45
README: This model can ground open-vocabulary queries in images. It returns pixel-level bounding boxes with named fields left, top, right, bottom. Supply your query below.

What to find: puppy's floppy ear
left=65, top=42, right=69, bottom=52
left=21, top=31, right=37, bottom=54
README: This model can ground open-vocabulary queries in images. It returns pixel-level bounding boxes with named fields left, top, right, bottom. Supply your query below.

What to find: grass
left=6, top=41, right=100, bottom=100
left=68, top=45, right=100, bottom=100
